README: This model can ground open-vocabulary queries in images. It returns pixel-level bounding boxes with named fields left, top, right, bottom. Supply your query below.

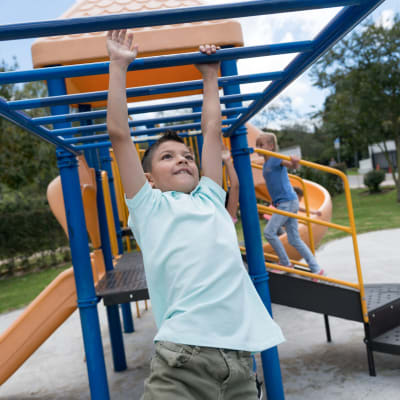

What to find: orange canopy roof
left=31, top=0, right=243, bottom=106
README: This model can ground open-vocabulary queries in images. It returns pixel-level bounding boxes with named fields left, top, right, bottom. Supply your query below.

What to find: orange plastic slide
left=0, top=268, right=76, bottom=385
left=246, top=123, right=332, bottom=261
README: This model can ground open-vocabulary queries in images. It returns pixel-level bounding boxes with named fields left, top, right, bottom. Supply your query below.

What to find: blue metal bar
left=98, top=147, right=135, bottom=334
left=0, top=42, right=300, bottom=84
left=32, top=93, right=260, bottom=126
left=50, top=109, right=246, bottom=136
left=56, top=150, right=110, bottom=400
left=221, top=58, right=285, bottom=400
left=224, top=0, right=385, bottom=136
left=78, top=104, right=100, bottom=170
left=64, top=123, right=200, bottom=144
left=64, top=117, right=236, bottom=145
left=48, top=80, right=111, bottom=399
left=75, top=132, right=203, bottom=151
left=0, top=98, right=79, bottom=155
left=120, top=304, right=135, bottom=334
left=0, top=0, right=360, bottom=41
left=6, top=68, right=285, bottom=109
left=95, top=169, right=127, bottom=372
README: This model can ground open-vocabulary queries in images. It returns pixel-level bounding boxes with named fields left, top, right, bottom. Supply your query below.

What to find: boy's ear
left=144, top=172, right=155, bottom=188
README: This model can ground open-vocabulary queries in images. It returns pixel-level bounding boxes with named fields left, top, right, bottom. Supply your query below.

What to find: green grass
left=321, top=186, right=400, bottom=244
left=235, top=186, right=400, bottom=247
left=346, top=168, right=359, bottom=176
left=0, top=265, right=70, bottom=314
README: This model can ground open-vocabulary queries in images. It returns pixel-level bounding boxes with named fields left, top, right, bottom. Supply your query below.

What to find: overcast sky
left=0, top=0, right=399, bottom=127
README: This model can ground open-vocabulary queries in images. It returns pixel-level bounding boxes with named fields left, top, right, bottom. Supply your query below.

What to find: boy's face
left=146, top=140, right=199, bottom=193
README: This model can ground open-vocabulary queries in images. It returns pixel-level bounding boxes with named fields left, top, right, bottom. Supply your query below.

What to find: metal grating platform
left=365, top=284, right=400, bottom=312
left=96, top=252, right=149, bottom=306
left=371, top=325, right=400, bottom=355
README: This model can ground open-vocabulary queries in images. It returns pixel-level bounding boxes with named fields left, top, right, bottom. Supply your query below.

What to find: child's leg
left=142, top=342, right=257, bottom=400
left=284, top=200, right=321, bottom=273
left=263, top=202, right=291, bottom=266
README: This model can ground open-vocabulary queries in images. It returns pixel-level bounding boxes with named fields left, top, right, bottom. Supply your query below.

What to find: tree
left=311, top=15, right=400, bottom=201
left=274, top=123, right=333, bottom=164
left=250, top=97, right=298, bottom=129
left=0, top=60, right=58, bottom=195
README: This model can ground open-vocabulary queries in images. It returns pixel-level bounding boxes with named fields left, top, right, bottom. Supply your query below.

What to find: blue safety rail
left=0, top=1, right=385, bottom=400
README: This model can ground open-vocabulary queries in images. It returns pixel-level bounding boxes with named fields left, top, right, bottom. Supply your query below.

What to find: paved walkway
left=1, top=229, right=399, bottom=399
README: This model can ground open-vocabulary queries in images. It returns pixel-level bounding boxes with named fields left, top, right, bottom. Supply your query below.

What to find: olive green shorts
left=141, top=341, right=258, bottom=400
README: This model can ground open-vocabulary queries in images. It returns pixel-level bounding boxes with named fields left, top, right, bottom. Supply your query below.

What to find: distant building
left=358, top=140, right=397, bottom=174
left=368, top=140, right=397, bottom=171
left=280, top=145, right=302, bottom=159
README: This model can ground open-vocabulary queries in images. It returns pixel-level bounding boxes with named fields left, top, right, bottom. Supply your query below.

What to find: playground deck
left=1, top=229, right=399, bottom=400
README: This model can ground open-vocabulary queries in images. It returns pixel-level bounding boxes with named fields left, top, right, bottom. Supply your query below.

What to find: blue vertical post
left=96, top=169, right=127, bottom=371
left=220, top=59, right=285, bottom=400
left=47, top=77, right=110, bottom=400
left=99, top=146, right=135, bottom=334
left=57, top=150, right=110, bottom=400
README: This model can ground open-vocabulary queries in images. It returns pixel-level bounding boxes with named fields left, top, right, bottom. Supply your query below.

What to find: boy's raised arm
left=195, top=45, right=223, bottom=186
left=107, top=30, right=146, bottom=199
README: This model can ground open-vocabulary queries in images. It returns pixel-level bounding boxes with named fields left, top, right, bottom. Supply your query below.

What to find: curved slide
left=0, top=268, right=77, bottom=385
left=246, top=123, right=333, bottom=262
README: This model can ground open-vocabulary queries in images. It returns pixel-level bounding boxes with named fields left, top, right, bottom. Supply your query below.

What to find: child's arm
left=222, top=149, right=239, bottom=220
left=106, top=30, right=146, bottom=199
left=195, top=45, right=223, bottom=186
left=281, top=155, right=300, bottom=170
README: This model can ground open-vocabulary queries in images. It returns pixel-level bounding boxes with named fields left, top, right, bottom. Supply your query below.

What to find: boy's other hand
left=107, top=29, right=138, bottom=68
left=195, top=44, right=220, bottom=76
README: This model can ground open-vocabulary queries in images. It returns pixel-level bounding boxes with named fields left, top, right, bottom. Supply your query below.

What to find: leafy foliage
left=310, top=15, right=400, bottom=201
left=0, top=59, right=66, bottom=269
left=274, top=123, right=334, bottom=165
left=296, top=163, right=346, bottom=197
left=0, top=193, right=68, bottom=258
left=0, top=60, right=58, bottom=194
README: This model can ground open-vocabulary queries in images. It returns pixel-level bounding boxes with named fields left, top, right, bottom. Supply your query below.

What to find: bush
left=0, top=193, right=69, bottom=274
left=363, top=170, right=385, bottom=193
left=295, top=162, right=346, bottom=197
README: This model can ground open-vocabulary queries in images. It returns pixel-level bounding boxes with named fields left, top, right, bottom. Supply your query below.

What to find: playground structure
left=1, top=1, right=399, bottom=399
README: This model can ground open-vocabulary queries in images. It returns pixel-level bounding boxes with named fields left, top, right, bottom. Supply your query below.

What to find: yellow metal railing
left=253, top=163, right=316, bottom=255
left=252, top=148, right=368, bottom=323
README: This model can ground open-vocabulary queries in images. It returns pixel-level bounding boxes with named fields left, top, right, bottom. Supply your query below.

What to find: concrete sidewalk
left=1, top=229, right=399, bottom=399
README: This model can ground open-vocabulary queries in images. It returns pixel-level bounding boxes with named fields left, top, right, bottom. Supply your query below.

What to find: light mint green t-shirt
left=126, top=177, right=284, bottom=352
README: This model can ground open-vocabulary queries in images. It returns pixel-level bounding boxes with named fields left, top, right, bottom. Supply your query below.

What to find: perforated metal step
left=370, top=325, right=400, bottom=355
left=365, top=284, right=400, bottom=312
left=96, top=252, right=149, bottom=306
